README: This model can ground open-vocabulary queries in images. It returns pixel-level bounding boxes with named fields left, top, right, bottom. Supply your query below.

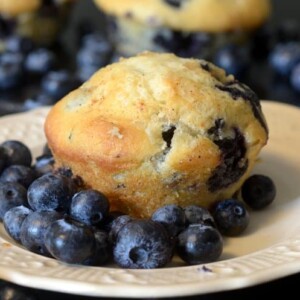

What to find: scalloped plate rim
left=0, top=101, right=299, bottom=298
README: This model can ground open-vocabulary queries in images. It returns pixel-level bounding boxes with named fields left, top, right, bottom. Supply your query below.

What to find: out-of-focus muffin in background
left=0, top=0, right=77, bottom=46
left=93, top=0, right=271, bottom=60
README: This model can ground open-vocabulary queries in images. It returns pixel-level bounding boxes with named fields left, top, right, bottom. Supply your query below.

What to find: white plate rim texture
left=0, top=101, right=299, bottom=298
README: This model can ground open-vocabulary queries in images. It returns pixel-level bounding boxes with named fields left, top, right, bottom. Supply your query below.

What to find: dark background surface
left=0, top=0, right=300, bottom=299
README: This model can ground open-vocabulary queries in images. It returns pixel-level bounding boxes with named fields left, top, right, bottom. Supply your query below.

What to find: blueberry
left=151, top=204, right=186, bottom=237
left=76, top=21, right=95, bottom=46
left=154, top=30, right=211, bottom=58
left=212, top=199, right=250, bottom=236
left=207, top=128, right=248, bottom=192
left=76, top=45, right=111, bottom=71
left=291, top=62, right=300, bottom=92
left=20, top=210, right=62, bottom=256
left=33, top=154, right=55, bottom=176
left=70, top=189, right=110, bottom=226
left=42, top=143, right=52, bottom=156
left=81, top=33, right=112, bottom=53
left=5, top=35, right=33, bottom=53
left=163, top=0, right=185, bottom=8
left=1, top=51, right=24, bottom=65
left=76, top=34, right=111, bottom=68
left=27, top=173, right=76, bottom=212
left=84, top=229, right=111, bottom=266
left=187, top=32, right=212, bottom=58
left=77, top=44, right=110, bottom=82
left=1, top=140, right=32, bottom=167
left=98, top=210, right=125, bottom=232
left=55, top=167, right=74, bottom=178
left=241, top=174, right=276, bottom=210
left=0, top=54, right=23, bottom=90
left=24, top=48, right=55, bottom=74
left=0, top=182, right=28, bottom=221
left=269, top=42, right=300, bottom=76
left=184, top=205, right=215, bottom=227
left=162, top=125, right=176, bottom=149
left=0, top=165, right=36, bottom=188
left=41, top=70, right=80, bottom=101
left=108, top=214, right=133, bottom=244
left=213, top=45, right=249, bottom=77
left=177, top=224, right=223, bottom=265
left=3, top=205, right=32, bottom=243
left=44, top=217, right=96, bottom=264
left=113, top=220, right=173, bottom=269
left=23, top=93, right=56, bottom=111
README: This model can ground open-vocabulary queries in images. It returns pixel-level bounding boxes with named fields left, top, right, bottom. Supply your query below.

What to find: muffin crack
left=162, top=124, right=176, bottom=149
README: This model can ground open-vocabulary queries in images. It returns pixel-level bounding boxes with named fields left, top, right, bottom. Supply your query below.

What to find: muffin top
left=94, top=0, right=271, bottom=32
left=45, top=52, right=268, bottom=216
left=45, top=51, right=268, bottom=164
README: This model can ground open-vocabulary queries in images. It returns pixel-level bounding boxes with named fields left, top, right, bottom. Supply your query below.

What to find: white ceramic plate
left=0, top=101, right=299, bottom=298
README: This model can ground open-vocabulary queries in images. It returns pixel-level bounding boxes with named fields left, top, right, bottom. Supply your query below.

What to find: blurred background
left=0, top=0, right=299, bottom=116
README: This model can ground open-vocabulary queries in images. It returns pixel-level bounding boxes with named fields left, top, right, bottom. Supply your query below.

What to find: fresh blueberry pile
left=76, top=32, right=113, bottom=82
left=0, top=34, right=81, bottom=110
left=0, top=139, right=277, bottom=269
left=0, top=31, right=113, bottom=112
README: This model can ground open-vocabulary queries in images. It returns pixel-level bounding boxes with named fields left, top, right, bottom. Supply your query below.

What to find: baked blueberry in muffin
left=45, top=52, right=268, bottom=218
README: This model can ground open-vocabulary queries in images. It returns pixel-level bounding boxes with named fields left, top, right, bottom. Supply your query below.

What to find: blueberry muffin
left=93, top=0, right=271, bottom=58
left=45, top=52, right=268, bottom=218
left=0, top=0, right=76, bottom=45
